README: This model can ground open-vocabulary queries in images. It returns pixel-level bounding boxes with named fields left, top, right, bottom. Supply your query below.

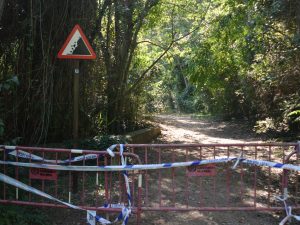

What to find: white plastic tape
left=71, top=149, right=83, bottom=154
left=0, top=172, right=129, bottom=225
left=4, top=147, right=99, bottom=164
left=0, top=157, right=236, bottom=171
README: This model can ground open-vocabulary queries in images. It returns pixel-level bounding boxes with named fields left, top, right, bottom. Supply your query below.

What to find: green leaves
left=288, top=110, right=300, bottom=118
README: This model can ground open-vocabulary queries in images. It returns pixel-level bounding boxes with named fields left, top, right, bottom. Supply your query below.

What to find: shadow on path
left=140, top=114, right=283, bottom=225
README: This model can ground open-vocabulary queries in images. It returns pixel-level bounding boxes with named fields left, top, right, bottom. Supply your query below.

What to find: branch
left=106, top=24, right=202, bottom=107
left=126, top=24, right=205, bottom=94
left=125, top=0, right=160, bottom=76
left=106, top=3, right=112, bottom=58
left=91, top=0, right=111, bottom=42
left=126, top=41, right=174, bottom=94
left=93, top=0, right=112, bottom=69
left=136, top=40, right=170, bottom=50
left=114, top=0, right=212, bottom=101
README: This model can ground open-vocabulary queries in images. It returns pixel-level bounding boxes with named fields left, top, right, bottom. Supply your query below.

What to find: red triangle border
left=57, top=24, right=96, bottom=60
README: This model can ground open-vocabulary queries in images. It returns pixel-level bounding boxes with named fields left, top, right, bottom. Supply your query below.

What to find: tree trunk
left=106, top=68, right=124, bottom=133
left=0, top=0, right=4, bottom=22
left=96, top=0, right=160, bottom=133
left=297, top=1, right=300, bottom=35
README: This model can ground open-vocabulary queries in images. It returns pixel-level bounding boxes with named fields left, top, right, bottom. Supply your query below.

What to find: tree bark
left=0, top=0, right=5, bottom=22
left=297, top=1, right=300, bottom=35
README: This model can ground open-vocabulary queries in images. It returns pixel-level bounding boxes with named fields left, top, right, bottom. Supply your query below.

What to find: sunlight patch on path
left=144, top=115, right=275, bottom=225
left=156, top=114, right=262, bottom=144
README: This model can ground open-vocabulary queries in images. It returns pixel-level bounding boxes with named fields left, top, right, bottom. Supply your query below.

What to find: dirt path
left=154, top=114, right=261, bottom=144
left=140, top=114, right=284, bottom=225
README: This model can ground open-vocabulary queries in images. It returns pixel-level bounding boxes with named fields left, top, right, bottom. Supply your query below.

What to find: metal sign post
left=57, top=24, right=96, bottom=194
left=73, top=61, right=80, bottom=146
left=57, top=24, right=96, bottom=144
left=72, top=62, right=80, bottom=193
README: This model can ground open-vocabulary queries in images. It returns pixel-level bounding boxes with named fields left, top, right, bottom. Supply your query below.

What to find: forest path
left=140, top=114, right=282, bottom=225
left=154, top=114, right=261, bottom=144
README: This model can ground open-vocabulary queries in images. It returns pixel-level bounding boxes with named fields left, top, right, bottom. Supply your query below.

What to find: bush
left=0, top=205, right=49, bottom=225
left=60, top=135, right=127, bottom=150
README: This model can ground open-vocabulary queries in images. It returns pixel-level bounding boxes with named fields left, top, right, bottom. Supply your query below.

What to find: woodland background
left=0, top=0, right=300, bottom=145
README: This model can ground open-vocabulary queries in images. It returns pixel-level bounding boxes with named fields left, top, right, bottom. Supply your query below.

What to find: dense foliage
left=1, top=0, right=300, bottom=146
left=0, top=0, right=160, bottom=144
left=143, top=0, right=300, bottom=134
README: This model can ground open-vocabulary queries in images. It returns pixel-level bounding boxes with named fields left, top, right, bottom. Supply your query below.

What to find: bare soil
left=153, top=114, right=260, bottom=144
left=139, top=114, right=288, bottom=225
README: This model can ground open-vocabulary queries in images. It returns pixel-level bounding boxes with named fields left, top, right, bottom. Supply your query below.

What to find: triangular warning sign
left=58, top=24, right=96, bottom=60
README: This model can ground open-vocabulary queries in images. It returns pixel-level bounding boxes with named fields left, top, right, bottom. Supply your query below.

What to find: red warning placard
left=57, top=24, right=96, bottom=60
left=186, top=164, right=216, bottom=177
left=30, top=168, right=58, bottom=181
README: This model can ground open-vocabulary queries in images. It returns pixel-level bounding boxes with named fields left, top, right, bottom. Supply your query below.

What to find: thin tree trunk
left=98, top=0, right=160, bottom=133
left=297, top=2, right=300, bottom=35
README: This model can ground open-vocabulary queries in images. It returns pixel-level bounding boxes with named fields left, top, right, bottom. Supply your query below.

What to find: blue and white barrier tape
left=106, top=144, right=117, bottom=157
left=0, top=172, right=81, bottom=210
left=87, top=144, right=132, bottom=225
left=0, top=171, right=132, bottom=225
left=1, top=157, right=300, bottom=173
left=0, top=157, right=236, bottom=171
left=1, top=145, right=99, bottom=164
left=2, top=143, right=300, bottom=225
left=276, top=195, right=300, bottom=225
left=0, top=144, right=132, bottom=225
left=239, top=158, right=300, bottom=172
left=112, top=144, right=131, bottom=225
left=232, top=152, right=243, bottom=169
